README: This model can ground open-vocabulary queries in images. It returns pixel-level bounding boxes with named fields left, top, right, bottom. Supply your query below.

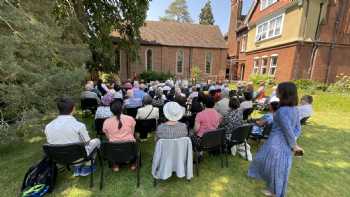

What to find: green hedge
left=139, top=71, right=174, bottom=82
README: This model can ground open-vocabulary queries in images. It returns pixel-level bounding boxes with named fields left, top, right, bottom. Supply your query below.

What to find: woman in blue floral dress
left=248, top=82, right=303, bottom=197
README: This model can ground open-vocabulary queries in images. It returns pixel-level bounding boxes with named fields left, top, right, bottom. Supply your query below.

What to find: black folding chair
left=300, top=117, right=310, bottom=125
left=81, top=98, right=99, bottom=116
left=135, top=119, right=157, bottom=139
left=95, top=118, right=107, bottom=137
left=100, top=142, right=141, bottom=190
left=43, top=143, right=101, bottom=188
left=193, top=128, right=226, bottom=176
left=225, top=124, right=253, bottom=163
left=249, top=123, right=273, bottom=144
left=243, top=108, right=254, bottom=120
left=125, top=108, right=138, bottom=119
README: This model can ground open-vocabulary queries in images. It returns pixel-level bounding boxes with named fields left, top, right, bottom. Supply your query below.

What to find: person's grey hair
left=85, top=84, right=93, bottom=91
left=143, top=95, right=153, bottom=105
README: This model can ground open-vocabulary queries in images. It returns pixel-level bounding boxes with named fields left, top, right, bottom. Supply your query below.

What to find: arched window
left=145, top=49, right=153, bottom=71
left=205, top=52, right=213, bottom=74
left=115, top=49, right=121, bottom=72
left=176, top=50, right=184, bottom=74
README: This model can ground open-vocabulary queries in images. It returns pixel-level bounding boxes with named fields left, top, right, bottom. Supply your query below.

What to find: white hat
left=269, top=96, right=280, bottom=103
left=163, top=102, right=185, bottom=121
left=163, top=85, right=171, bottom=91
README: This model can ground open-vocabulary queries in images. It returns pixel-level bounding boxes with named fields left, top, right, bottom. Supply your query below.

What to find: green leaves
left=160, top=0, right=192, bottom=23
left=199, top=0, right=215, bottom=25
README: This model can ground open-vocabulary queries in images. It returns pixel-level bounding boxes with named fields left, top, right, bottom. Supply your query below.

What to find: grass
left=1, top=91, right=350, bottom=197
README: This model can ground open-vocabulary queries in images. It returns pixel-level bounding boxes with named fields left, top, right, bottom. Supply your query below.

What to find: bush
left=328, top=74, right=350, bottom=93
left=249, top=74, right=275, bottom=85
left=139, top=71, right=174, bottom=82
left=293, top=79, right=328, bottom=92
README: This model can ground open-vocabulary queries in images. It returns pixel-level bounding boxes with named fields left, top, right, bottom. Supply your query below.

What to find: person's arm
left=155, top=108, right=159, bottom=120
left=78, top=124, right=91, bottom=143
left=194, top=114, right=200, bottom=133
left=135, top=108, right=141, bottom=119
left=275, top=108, right=297, bottom=149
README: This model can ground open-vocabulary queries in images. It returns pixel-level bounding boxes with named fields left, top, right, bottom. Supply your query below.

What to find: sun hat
left=163, top=102, right=185, bottom=121
left=269, top=96, right=280, bottom=103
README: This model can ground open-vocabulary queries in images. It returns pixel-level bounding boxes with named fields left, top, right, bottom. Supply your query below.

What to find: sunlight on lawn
left=307, top=160, right=350, bottom=169
left=28, top=136, right=44, bottom=143
left=59, top=186, right=92, bottom=197
left=195, top=176, right=230, bottom=197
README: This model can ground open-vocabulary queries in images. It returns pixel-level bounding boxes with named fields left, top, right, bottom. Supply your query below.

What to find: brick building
left=229, top=0, right=350, bottom=83
left=111, top=21, right=227, bottom=81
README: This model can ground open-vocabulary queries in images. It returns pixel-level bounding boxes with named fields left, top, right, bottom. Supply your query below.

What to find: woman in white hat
left=155, top=102, right=188, bottom=140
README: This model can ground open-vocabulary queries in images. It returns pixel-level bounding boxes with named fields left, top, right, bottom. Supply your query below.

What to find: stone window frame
left=205, top=52, right=213, bottom=74
left=176, top=49, right=185, bottom=74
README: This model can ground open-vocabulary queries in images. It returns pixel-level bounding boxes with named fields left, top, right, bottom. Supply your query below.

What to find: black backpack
left=21, top=156, right=57, bottom=193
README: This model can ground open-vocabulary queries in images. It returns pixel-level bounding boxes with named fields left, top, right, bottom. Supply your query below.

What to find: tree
left=159, top=0, right=192, bottom=23
left=199, top=0, right=215, bottom=25
left=54, top=0, right=151, bottom=73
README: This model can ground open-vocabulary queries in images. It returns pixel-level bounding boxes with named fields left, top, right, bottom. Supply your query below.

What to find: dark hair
left=229, top=97, right=240, bottom=110
left=205, top=96, right=215, bottom=108
left=269, top=102, right=280, bottom=112
left=277, top=82, right=298, bottom=107
left=301, top=95, right=313, bottom=104
left=114, top=84, right=121, bottom=92
left=175, top=95, right=187, bottom=107
left=110, top=100, right=123, bottom=129
left=56, top=97, right=75, bottom=115
left=143, top=95, right=153, bottom=105
left=243, top=91, right=253, bottom=101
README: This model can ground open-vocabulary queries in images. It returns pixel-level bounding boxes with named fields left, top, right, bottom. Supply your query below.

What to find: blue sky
left=147, top=0, right=253, bottom=33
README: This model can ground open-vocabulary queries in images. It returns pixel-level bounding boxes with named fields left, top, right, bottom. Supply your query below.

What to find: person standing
left=248, top=82, right=303, bottom=197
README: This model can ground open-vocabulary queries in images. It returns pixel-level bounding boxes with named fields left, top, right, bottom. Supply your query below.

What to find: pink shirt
left=195, top=108, right=222, bottom=137
left=103, top=114, right=136, bottom=142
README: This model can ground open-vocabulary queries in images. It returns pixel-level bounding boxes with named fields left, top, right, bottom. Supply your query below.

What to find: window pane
left=177, top=51, right=184, bottom=73
left=206, top=53, right=212, bottom=74
left=268, top=19, right=276, bottom=37
left=147, top=49, right=152, bottom=71
left=275, top=16, right=282, bottom=35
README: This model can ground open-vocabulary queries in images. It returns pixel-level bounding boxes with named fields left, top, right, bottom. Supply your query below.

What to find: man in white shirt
left=297, top=95, right=313, bottom=120
left=45, top=97, right=100, bottom=176
left=215, top=89, right=230, bottom=116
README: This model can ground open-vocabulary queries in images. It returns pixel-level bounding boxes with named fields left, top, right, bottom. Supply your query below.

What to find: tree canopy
left=160, top=0, right=192, bottom=23
left=199, top=0, right=215, bottom=25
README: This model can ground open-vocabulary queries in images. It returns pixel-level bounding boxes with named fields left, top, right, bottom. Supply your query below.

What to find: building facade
left=111, top=21, right=227, bottom=82
left=236, top=0, right=350, bottom=82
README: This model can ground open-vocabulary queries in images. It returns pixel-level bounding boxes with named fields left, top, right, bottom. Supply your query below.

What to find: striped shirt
left=156, top=122, right=188, bottom=140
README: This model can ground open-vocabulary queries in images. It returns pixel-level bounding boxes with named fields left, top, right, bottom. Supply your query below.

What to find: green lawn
left=1, top=92, right=349, bottom=197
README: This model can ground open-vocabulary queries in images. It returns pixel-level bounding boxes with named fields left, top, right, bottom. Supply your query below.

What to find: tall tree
left=54, top=0, right=150, bottom=73
left=159, top=0, right=192, bottom=23
left=199, top=0, right=215, bottom=25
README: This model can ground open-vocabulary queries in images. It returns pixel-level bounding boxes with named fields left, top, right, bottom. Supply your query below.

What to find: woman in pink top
left=103, top=100, right=136, bottom=172
left=194, top=96, right=222, bottom=137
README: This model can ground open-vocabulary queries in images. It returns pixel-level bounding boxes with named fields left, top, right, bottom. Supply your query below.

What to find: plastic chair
left=43, top=143, right=101, bottom=188
left=249, top=123, right=273, bottom=144
left=94, top=118, right=107, bottom=137
left=243, top=108, right=254, bottom=120
left=193, top=128, right=226, bottom=176
left=226, top=124, right=253, bottom=163
left=81, top=98, right=99, bottom=115
left=125, top=108, right=138, bottom=119
left=135, top=119, right=157, bottom=139
left=99, top=142, right=141, bottom=190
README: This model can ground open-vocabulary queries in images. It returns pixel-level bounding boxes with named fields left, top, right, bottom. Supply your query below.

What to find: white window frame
left=240, top=35, right=247, bottom=52
left=260, top=0, right=277, bottom=10
left=205, top=52, right=213, bottom=74
left=253, top=57, right=260, bottom=74
left=176, top=50, right=184, bottom=74
left=145, top=48, right=153, bottom=71
left=269, top=54, right=278, bottom=76
left=260, top=56, right=269, bottom=74
left=255, top=14, right=284, bottom=42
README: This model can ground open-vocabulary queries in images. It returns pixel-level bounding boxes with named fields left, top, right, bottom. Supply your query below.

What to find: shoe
left=261, top=189, right=275, bottom=196
left=80, top=165, right=96, bottom=176
left=73, top=166, right=81, bottom=177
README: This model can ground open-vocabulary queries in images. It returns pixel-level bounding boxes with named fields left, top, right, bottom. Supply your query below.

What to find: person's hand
left=293, top=145, right=304, bottom=156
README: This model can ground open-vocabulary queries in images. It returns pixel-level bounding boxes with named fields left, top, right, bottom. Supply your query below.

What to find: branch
left=0, top=15, right=25, bottom=40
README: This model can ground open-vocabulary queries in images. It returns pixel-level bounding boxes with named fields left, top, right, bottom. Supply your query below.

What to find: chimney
left=227, top=0, right=242, bottom=58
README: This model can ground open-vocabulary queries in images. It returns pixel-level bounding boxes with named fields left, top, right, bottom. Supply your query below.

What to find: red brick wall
left=245, top=45, right=297, bottom=82
left=120, top=45, right=226, bottom=81
left=250, top=0, right=291, bottom=24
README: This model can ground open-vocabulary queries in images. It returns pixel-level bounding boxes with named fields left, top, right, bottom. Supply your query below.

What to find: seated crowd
left=45, top=78, right=313, bottom=178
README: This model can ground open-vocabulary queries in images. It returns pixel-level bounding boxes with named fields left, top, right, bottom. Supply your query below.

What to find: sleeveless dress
left=248, top=106, right=301, bottom=197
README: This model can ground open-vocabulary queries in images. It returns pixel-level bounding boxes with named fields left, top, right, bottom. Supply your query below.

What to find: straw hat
left=163, top=102, right=185, bottom=121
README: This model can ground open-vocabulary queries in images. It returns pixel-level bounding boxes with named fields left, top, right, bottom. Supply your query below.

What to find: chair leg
left=220, top=146, right=223, bottom=168
left=195, top=151, right=199, bottom=176
left=225, top=144, right=228, bottom=167
left=153, top=178, right=157, bottom=187
left=100, top=162, right=104, bottom=190
left=136, top=157, right=140, bottom=188
left=244, top=141, right=248, bottom=161
left=90, top=159, right=94, bottom=188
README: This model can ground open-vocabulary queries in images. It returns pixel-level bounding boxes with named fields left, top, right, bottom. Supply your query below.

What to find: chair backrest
left=43, top=143, right=87, bottom=164
left=230, top=124, right=253, bottom=143
left=135, top=119, right=157, bottom=133
left=300, top=117, right=310, bottom=125
left=81, top=98, right=98, bottom=110
left=101, top=142, right=138, bottom=163
left=95, top=118, right=107, bottom=136
left=243, top=108, right=254, bottom=120
left=200, top=128, right=225, bottom=150
left=262, top=123, right=273, bottom=137
left=125, top=108, right=138, bottom=118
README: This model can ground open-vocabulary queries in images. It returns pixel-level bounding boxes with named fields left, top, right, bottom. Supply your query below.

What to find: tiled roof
left=111, top=21, right=227, bottom=49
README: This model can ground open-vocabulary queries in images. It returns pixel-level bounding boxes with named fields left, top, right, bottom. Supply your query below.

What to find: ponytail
left=110, top=100, right=123, bottom=129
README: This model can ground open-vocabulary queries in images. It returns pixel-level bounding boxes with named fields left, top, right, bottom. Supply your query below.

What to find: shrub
left=249, top=74, right=275, bottom=85
left=328, top=74, right=350, bottom=93
left=139, top=71, right=174, bottom=82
